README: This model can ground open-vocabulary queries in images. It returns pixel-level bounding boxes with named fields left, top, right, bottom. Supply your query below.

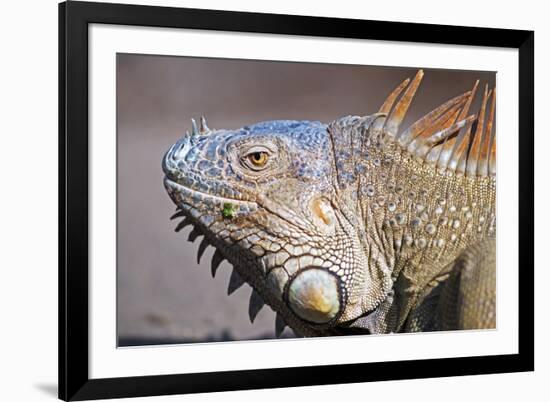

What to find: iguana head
left=162, top=70, right=496, bottom=336
left=162, top=118, right=383, bottom=335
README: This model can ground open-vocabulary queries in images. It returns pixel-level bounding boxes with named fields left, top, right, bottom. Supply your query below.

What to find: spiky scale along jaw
left=162, top=70, right=497, bottom=336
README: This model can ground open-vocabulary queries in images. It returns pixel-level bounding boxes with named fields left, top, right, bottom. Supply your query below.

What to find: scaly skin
left=162, top=71, right=496, bottom=336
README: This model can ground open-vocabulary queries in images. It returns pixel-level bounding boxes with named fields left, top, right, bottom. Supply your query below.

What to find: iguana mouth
left=164, top=177, right=258, bottom=216
left=163, top=177, right=261, bottom=290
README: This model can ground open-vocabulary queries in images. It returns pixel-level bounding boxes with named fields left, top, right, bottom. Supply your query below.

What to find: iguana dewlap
left=162, top=70, right=496, bottom=337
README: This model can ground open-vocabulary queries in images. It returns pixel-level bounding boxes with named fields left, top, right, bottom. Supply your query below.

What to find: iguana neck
left=351, top=142, right=496, bottom=330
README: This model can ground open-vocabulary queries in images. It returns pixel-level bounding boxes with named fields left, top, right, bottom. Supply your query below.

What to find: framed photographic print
left=59, top=1, right=534, bottom=400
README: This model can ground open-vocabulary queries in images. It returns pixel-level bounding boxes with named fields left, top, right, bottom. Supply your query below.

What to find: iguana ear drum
left=286, top=268, right=341, bottom=324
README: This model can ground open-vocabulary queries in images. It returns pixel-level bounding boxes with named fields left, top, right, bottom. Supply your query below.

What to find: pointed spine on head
left=191, top=118, right=199, bottom=136
left=199, top=116, right=210, bottom=134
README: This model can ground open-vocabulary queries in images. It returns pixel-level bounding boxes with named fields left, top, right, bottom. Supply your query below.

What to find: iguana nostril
left=287, top=268, right=340, bottom=324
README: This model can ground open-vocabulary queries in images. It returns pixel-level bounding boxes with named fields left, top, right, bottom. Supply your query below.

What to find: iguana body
left=162, top=70, right=496, bottom=336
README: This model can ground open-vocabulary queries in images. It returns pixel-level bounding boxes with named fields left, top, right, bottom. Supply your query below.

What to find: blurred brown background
left=116, top=54, right=495, bottom=346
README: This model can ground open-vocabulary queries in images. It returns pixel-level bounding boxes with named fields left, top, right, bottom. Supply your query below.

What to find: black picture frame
left=59, top=1, right=534, bottom=400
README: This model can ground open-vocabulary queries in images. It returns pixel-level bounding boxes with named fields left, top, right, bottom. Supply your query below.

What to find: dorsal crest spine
left=329, top=69, right=496, bottom=179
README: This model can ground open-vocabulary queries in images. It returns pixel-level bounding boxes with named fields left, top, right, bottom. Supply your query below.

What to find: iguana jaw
left=164, top=176, right=349, bottom=333
left=165, top=172, right=391, bottom=333
left=164, top=178, right=258, bottom=220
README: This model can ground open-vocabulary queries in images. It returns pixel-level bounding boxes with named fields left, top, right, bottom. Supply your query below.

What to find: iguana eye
left=241, top=147, right=271, bottom=171
left=248, top=152, right=268, bottom=167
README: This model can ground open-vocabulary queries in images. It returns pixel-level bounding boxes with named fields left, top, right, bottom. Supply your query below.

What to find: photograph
left=117, top=54, right=497, bottom=346
left=52, top=1, right=537, bottom=400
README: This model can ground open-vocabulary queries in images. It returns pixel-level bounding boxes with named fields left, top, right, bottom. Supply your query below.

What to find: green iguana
left=162, top=70, right=496, bottom=337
